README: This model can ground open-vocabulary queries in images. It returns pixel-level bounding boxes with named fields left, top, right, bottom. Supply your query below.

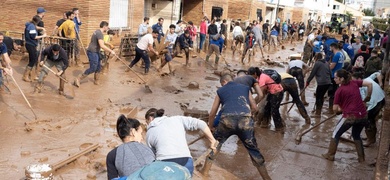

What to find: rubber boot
left=23, top=66, right=32, bottom=82
left=311, top=104, right=322, bottom=118
left=59, top=77, right=65, bottom=95
left=35, top=82, right=44, bottom=93
left=74, top=73, right=88, bottom=88
left=364, top=129, right=377, bottom=147
left=94, top=73, right=100, bottom=85
left=185, top=58, right=189, bottom=67
left=200, top=157, right=214, bottom=176
left=33, top=66, right=41, bottom=81
left=256, top=165, right=272, bottom=180
left=322, top=138, right=338, bottom=161
left=215, top=56, right=219, bottom=64
left=304, top=116, right=311, bottom=124
left=301, top=93, right=309, bottom=106
left=205, top=55, right=210, bottom=62
left=354, top=140, right=365, bottom=162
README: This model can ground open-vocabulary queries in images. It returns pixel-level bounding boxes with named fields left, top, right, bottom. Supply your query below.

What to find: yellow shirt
left=58, top=20, right=76, bottom=39
left=279, top=72, right=294, bottom=79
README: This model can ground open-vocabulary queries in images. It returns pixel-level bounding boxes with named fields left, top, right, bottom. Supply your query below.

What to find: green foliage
left=362, top=8, right=375, bottom=16
left=372, top=18, right=390, bottom=31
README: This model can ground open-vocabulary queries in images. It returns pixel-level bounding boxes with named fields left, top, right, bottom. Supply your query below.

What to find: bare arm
left=333, top=104, right=342, bottom=113
left=98, top=39, right=115, bottom=54
left=329, top=62, right=336, bottom=70
left=362, top=80, right=373, bottom=101
left=253, top=83, right=263, bottom=103
left=147, top=44, right=159, bottom=55
left=200, top=126, right=217, bottom=151
left=248, top=92, right=257, bottom=114
left=208, top=95, right=220, bottom=130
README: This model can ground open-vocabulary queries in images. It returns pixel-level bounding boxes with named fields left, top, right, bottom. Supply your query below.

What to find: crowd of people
left=0, top=6, right=389, bottom=180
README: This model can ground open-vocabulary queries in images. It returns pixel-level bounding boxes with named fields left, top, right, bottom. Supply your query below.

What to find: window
left=333, top=5, right=340, bottom=10
left=109, top=0, right=129, bottom=28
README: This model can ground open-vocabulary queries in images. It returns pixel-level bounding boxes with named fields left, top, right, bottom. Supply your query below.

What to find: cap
left=37, top=7, right=46, bottom=13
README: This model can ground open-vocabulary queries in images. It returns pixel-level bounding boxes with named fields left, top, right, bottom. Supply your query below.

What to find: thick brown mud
left=0, top=40, right=377, bottom=179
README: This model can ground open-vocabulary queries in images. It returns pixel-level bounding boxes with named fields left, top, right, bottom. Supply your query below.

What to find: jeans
left=84, top=51, right=101, bottom=75
left=0, top=69, right=3, bottom=87
left=264, top=92, right=284, bottom=128
left=199, top=33, right=206, bottom=50
left=164, top=48, right=173, bottom=62
left=289, top=67, right=305, bottom=91
left=213, top=115, right=265, bottom=167
left=26, top=43, right=38, bottom=68
left=332, top=116, right=367, bottom=143
left=130, top=47, right=150, bottom=70
left=281, top=78, right=309, bottom=119
left=184, top=158, right=194, bottom=176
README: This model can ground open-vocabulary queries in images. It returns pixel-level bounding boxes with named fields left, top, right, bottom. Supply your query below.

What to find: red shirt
left=200, top=21, right=207, bottom=35
left=334, top=80, right=367, bottom=118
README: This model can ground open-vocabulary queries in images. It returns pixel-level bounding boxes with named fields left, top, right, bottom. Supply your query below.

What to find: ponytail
left=116, top=114, right=141, bottom=141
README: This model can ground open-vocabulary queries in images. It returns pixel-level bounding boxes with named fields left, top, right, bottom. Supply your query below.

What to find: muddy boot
left=304, top=116, right=311, bottom=124
left=74, top=74, right=88, bottom=88
left=185, top=58, right=190, bottom=67
left=311, top=104, right=322, bottom=118
left=200, top=156, right=214, bottom=176
left=364, top=129, right=377, bottom=147
left=22, top=66, right=32, bottom=82
left=256, top=165, right=272, bottom=180
left=33, top=66, right=41, bottom=81
left=322, top=138, right=338, bottom=161
left=326, top=106, right=334, bottom=115
left=144, top=68, right=149, bottom=75
left=94, top=73, right=100, bottom=85
left=354, top=140, right=365, bottom=162
left=35, top=82, right=44, bottom=93
left=205, top=55, right=210, bottom=62
left=301, top=93, right=309, bottom=106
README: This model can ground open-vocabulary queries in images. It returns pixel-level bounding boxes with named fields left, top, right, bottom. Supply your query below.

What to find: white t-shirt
left=137, top=34, right=154, bottom=50
left=289, top=60, right=304, bottom=69
left=359, top=72, right=385, bottom=111
left=307, top=33, right=315, bottom=42
left=233, top=26, right=243, bottom=38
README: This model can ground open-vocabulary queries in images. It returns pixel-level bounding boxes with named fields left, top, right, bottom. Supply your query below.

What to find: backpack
left=262, top=69, right=281, bottom=84
left=126, top=161, right=191, bottom=180
left=354, top=55, right=364, bottom=68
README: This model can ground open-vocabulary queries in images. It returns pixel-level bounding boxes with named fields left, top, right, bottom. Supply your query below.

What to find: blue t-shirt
left=324, top=38, right=338, bottom=61
left=331, top=51, right=345, bottom=77
left=152, top=23, right=164, bottom=42
left=0, top=43, right=7, bottom=55
left=270, top=29, right=278, bottom=36
left=313, top=41, right=322, bottom=53
left=282, top=23, right=288, bottom=32
left=343, top=43, right=354, bottom=59
left=73, top=17, right=82, bottom=36
left=217, top=81, right=251, bottom=116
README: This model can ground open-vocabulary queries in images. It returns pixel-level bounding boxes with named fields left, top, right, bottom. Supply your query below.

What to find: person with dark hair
left=232, top=21, right=244, bottom=54
left=350, top=33, right=356, bottom=44
left=106, top=115, right=155, bottom=180
left=198, top=16, right=208, bottom=53
left=352, top=45, right=370, bottom=67
left=177, top=30, right=193, bottom=67
left=101, top=30, right=116, bottom=73
left=152, top=17, right=164, bottom=43
left=207, top=19, right=218, bottom=40
left=202, top=74, right=271, bottom=179
left=364, top=50, right=382, bottom=78
left=72, top=8, right=82, bottom=62
left=248, top=67, right=285, bottom=130
left=327, top=42, right=345, bottom=114
left=23, top=16, right=47, bottom=82
left=158, top=24, right=177, bottom=73
left=240, top=31, right=256, bottom=64
left=145, top=108, right=216, bottom=176
left=280, top=71, right=311, bottom=123
left=286, top=54, right=310, bottom=105
left=58, top=11, right=76, bottom=62
left=34, top=7, right=46, bottom=35
left=74, top=21, right=115, bottom=87
left=220, top=19, right=228, bottom=47
left=323, top=35, right=338, bottom=61
left=52, top=12, right=67, bottom=36
left=35, top=44, right=68, bottom=95
left=0, top=32, right=13, bottom=90
left=322, top=69, right=372, bottom=162
left=302, top=28, right=318, bottom=63
left=126, top=30, right=159, bottom=74
left=306, top=53, right=332, bottom=117
left=138, top=17, right=150, bottom=41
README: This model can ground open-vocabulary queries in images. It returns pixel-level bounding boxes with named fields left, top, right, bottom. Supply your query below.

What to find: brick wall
left=227, top=0, right=251, bottom=20
left=182, top=0, right=203, bottom=24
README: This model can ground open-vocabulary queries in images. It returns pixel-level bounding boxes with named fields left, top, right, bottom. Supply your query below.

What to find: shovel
left=42, top=64, right=75, bottom=99
left=113, top=54, right=152, bottom=93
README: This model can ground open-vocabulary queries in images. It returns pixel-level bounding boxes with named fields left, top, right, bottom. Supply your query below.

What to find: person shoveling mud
left=201, top=74, right=271, bottom=180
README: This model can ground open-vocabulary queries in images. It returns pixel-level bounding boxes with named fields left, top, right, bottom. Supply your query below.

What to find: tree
left=362, top=8, right=375, bottom=16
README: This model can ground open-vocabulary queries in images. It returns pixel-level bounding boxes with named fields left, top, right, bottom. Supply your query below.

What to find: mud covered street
left=0, top=40, right=379, bottom=179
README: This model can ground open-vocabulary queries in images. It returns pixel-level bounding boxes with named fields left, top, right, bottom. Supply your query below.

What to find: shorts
left=234, top=35, right=244, bottom=43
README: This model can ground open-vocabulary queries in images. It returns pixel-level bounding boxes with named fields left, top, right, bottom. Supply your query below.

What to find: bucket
left=25, top=164, right=53, bottom=180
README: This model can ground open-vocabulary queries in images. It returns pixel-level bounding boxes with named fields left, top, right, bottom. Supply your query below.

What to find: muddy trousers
left=26, top=43, right=38, bottom=68
left=330, top=116, right=367, bottom=161
left=84, top=51, right=102, bottom=75
left=281, top=78, right=309, bottom=119
left=38, top=60, right=66, bottom=91
left=289, top=67, right=305, bottom=91
left=365, top=99, right=385, bottom=144
left=264, top=92, right=284, bottom=128
left=213, top=116, right=266, bottom=166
